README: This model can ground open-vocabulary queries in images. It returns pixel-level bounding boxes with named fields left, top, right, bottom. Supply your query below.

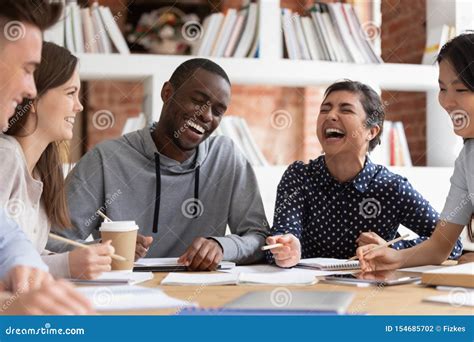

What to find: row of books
left=422, top=24, right=456, bottom=65
left=282, top=2, right=382, bottom=63
left=44, top=1, right=130, bottom=54
left=370, top=121, right=412, bottom=167
left=191, top=1, right=259, bottom=58
left=214, top=116, right=268, bottom=166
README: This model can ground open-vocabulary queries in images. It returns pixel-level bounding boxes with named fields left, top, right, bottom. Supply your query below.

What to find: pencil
left=261, top=243, right=284, bottom=251
left=96, top=210, right=112, bottom=222
left=48, top=233, right=127, bottom=262
left=347, top=234, right=410, bottom=261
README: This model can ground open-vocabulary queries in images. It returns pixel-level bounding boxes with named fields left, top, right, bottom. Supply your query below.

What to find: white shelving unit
left=75, top=0, right=471, bottom=166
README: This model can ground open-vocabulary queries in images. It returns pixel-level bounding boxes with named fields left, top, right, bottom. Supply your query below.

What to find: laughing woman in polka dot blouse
left=266, top=80, right=462, bottom=268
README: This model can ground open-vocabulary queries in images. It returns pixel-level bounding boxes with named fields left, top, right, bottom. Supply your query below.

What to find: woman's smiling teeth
left=65, top=116, right=75, bottom=125
left=325, top=127, right=345, bottom=139
left=187, top=120, right=205, bottom=134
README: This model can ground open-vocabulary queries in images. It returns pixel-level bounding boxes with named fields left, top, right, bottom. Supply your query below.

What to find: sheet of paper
left=161, top=273, right=239, bottom=286
left=424, top=292, right=474, bottom=307
left=399, top=265, right=447, bottom=273
left=219, top=264, right=355, bottom=277
left=424, top=262, right=474, bottom=275
left=77, top=285, right=196, bottom=311
left=69, top=271, right=153, bottom=285
left=239, top=272, right=317, bottom=285
left=135, top=258, right=182, bottom=266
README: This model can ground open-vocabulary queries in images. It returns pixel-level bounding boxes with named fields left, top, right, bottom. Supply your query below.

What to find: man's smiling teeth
left=65, top=117, right=75, bottom=124
left=187, top=120, right=205, bottom=134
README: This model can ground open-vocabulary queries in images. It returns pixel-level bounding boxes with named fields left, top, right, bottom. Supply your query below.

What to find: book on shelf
left=369, top=121, right=412, bottom=167
left=282, top=2, right=382, bottom=63
left=194, top=1, right=259, bottom=59
left=213, top=116, right=268, bottom=166
left=422, top=24, right=455, bottom=65
left=122, top=113, right=147, bottom=136
left=44, top=0, right=130, bottom=55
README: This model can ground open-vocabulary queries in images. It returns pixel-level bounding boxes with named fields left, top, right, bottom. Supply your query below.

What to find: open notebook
left=296, top=258, right=360, bottom=271
left=161, top=272, right=317, bottom=286
left=68, top=271, right=153, bottom=285
left=77, top=285, right=197, bottom=311
left=421, top=262, right=474, bottom=288
left=134, top=258, right=235, bottom=272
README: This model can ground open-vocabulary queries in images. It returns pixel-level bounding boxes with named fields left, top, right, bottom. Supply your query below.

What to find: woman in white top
left=0, top=41, right=113, bottom=279
left=356, top=33, right=474, bottom=271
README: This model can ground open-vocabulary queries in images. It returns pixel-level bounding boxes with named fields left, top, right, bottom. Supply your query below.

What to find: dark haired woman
left=0, top=42, right=113, bottom=279
left=356, top=33, right=474, bottom=271
left=266, top=80, right=462, bottom=268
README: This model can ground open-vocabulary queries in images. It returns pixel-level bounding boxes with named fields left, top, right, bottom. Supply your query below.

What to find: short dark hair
left=168, top=58, right=231, bottom=91
left=323, top=80, right=385, bottom=152
left=0, top=0, right=62, bottom=35
left=437, top=32, right=474, bottom=91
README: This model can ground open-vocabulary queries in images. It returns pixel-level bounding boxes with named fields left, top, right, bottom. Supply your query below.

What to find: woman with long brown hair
left=0, top=41, right=113, bottom=279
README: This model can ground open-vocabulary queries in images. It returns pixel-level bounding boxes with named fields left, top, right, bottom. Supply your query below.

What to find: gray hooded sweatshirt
left=48, top=126, right=269, bottom=264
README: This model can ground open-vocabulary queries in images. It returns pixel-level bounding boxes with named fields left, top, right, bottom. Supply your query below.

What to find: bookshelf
left=72, top=0, right=471, bottom=167
left=76, top=0, right=438, bottom=129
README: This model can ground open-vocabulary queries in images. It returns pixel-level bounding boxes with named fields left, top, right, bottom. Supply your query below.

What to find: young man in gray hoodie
left=50, top=58, right=269, bottom=271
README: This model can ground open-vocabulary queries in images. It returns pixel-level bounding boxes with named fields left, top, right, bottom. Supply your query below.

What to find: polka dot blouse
left=268, top=156, right=463, bottom=261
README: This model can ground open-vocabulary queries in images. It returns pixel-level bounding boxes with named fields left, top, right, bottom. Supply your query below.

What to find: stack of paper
left=69, top=271, right=153, bottom=285
left=134, top=258, right=235, bottom=272
left=77, top=285, right=196, bottom=311
left=161, top=271, right=317, bottom=286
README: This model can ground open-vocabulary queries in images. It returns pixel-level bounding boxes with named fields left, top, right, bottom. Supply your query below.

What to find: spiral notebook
left=296, top=258, right=360, bottom=271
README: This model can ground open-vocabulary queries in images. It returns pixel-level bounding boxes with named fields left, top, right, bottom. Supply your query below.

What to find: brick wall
left=380, top=0, right=427, bottom=165
left=80, top=0, right=428, bottom=166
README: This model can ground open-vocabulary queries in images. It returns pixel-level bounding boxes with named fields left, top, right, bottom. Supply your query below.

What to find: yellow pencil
left=48, top=233, right=127, bottom=262
left=348, top=234, right=410, bottom=261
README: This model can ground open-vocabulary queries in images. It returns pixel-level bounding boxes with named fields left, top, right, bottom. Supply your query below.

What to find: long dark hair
left=5, top=41, right=78, bottom=229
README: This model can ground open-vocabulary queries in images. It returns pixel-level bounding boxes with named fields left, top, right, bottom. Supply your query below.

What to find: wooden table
left=107, top=272, right=473, bottom=315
